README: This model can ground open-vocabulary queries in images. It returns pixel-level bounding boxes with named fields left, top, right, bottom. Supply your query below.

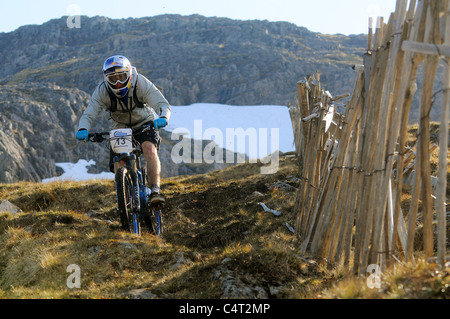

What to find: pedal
left=149, top=193, right=165, bottom=209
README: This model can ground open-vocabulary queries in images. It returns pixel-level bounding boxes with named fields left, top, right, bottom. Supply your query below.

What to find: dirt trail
left=1, top=155, right=333, bottom=299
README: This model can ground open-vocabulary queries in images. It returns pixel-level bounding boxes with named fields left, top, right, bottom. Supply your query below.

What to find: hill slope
left=1, top=155, right=449, bottom=300
left=0, top=155, right=310, bottom=299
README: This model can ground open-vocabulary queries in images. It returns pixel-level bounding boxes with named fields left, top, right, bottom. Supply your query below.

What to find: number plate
left=110, top=128, right=133, bottom=153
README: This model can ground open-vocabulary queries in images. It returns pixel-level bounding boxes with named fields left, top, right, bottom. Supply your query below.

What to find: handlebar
left=87, top=121, right=155, bottom=143
left=87, top=132, right=109, bottom=143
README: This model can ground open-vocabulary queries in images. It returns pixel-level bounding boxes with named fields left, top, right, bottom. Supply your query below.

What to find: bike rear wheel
left=115, top=167, right=141, bottom=235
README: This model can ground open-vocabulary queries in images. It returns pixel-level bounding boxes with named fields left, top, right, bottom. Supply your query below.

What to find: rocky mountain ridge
left=0, top=14, right=368, bottom=183
left=0, top=14, right=440, bottom=183
left=1, top=14, right=366, bottom=106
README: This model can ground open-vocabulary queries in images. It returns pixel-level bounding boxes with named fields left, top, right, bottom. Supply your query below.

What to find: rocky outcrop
left=0, top=83, right=93, bottom=182
left=0, top=200, right=23, bottom=215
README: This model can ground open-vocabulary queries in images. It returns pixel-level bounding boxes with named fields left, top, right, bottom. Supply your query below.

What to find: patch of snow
left=42, top=159, right=114, bottom=183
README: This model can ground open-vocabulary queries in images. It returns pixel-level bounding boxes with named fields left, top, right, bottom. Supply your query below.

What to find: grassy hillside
left=0, top=148, right=449, bottom=299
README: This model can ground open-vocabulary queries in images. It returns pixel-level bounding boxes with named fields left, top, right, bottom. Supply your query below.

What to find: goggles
left=105, top=71, right=130, bottom=86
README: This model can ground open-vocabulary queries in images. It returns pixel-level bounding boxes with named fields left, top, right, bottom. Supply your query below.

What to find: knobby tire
left=115, top=167, right=140, bottom=235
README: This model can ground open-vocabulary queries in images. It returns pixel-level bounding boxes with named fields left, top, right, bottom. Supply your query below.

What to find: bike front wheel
left=115, top=167, right=141, bottom=235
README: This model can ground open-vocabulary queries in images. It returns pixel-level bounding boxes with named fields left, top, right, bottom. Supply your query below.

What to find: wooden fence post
left=291, top=0, right=449, bottom=274
left=436, top=0, right=449, bottom=269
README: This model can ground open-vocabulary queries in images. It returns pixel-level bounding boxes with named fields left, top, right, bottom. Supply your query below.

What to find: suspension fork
left=120, top=154, right=140, bottom=213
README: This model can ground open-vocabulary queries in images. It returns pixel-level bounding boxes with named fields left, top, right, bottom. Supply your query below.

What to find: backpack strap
left=102, top=82, right=118, bottom=112
left=132, top=77, right=145, bottom=109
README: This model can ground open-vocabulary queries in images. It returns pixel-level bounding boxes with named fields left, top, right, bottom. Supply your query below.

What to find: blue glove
left=76, top=129, right=89, bottom=141
left=154, top=118, right=167, bottom=129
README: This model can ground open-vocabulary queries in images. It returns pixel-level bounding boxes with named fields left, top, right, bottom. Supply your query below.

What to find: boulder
left=0, top=200, right=23, bottom=215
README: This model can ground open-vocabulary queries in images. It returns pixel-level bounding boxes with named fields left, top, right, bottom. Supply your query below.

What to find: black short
left=109, top=123, right=161, bottom=172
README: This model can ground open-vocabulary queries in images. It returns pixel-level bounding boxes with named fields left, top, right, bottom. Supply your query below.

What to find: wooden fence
left=289, top=0, right=449, bottom=275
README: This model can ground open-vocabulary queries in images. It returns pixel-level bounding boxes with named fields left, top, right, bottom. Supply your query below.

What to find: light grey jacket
left=78, top=67, right=171, bottom=132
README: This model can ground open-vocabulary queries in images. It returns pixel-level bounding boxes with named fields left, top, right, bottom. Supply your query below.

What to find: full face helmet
left=103, top=55, right=132, bottom=98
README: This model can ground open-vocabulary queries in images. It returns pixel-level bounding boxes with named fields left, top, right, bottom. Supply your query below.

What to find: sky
left=1, top=0, right=398, bottom=35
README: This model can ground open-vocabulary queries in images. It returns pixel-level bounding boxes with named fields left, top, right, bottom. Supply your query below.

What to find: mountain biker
left=76, top=55, right=171, bottom=206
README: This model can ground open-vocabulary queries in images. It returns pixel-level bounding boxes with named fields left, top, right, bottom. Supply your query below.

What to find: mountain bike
left=87, top=122, right=163, bottom=236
